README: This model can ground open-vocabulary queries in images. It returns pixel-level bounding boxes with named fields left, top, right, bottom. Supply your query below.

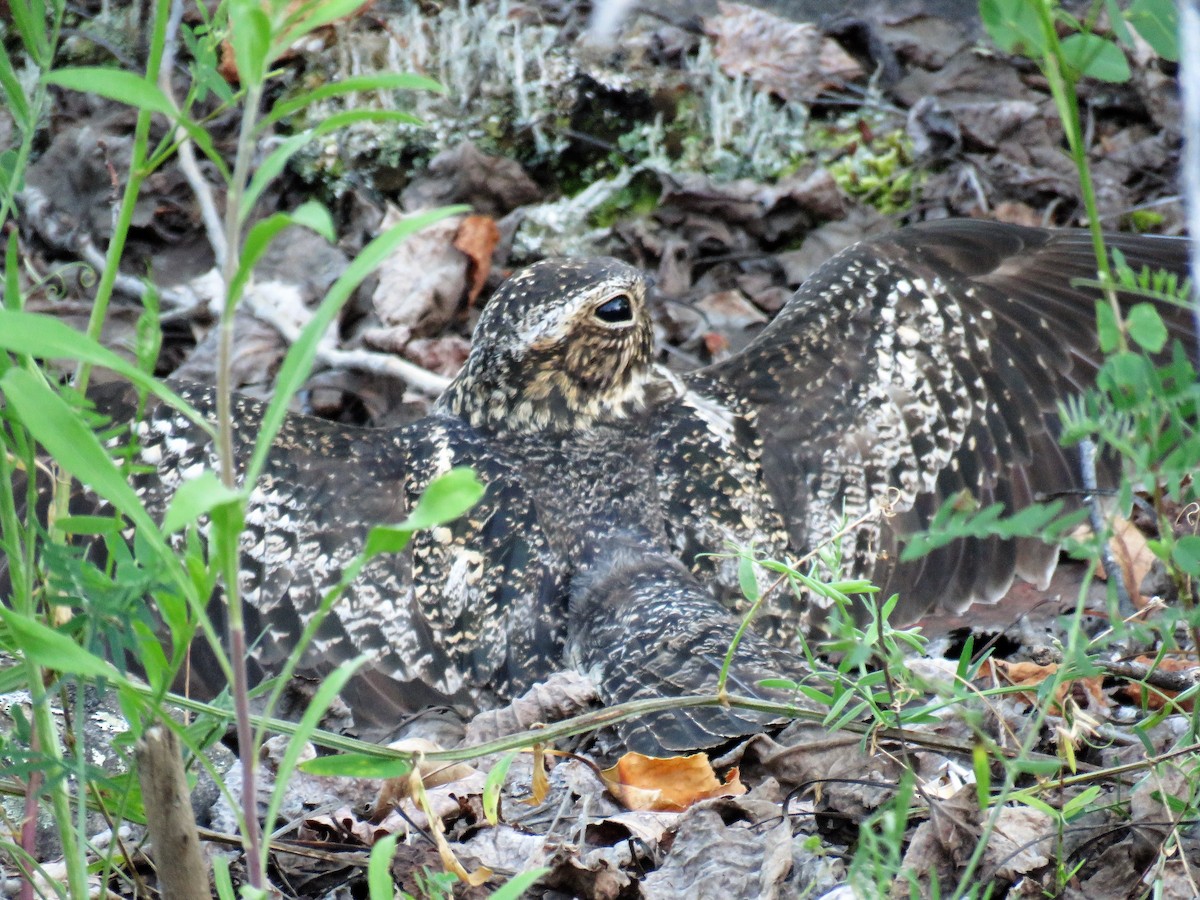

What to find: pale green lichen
left=287, top=0, right=579, bottom=191
left=671, top=40, right=812, bottom=181
left=280, top=2, right=848, bottom=253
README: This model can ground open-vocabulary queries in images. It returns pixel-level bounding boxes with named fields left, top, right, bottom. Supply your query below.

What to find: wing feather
left=698, top=220, right=1191, bottom=620
left=93, top=382, right=568, bottom=738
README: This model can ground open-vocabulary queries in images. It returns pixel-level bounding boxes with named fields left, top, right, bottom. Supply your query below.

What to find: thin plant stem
left=70, top=0, right=172, bottom=396
left=1031, top=0, right=1125, bottom=346
left=216, top=74, right=267, bottom=890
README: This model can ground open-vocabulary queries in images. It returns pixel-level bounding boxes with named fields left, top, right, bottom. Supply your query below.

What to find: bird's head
left=437, top=258, right=660, bottom=434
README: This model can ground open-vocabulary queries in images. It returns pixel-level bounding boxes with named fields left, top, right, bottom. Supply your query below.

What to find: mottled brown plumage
left=75, top=221, right=1195, bottom=753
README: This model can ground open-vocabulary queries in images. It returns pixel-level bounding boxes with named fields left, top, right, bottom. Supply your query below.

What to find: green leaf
left=757, top=678, right=801, bottom=690
left=488, top=869, right=551, bottom=900
left=182, top=23, right=236, bottom=105
left=228, top=0, right=272, bottom=86
left=0, top=41, right=31, bottom=128
left=483, top=751, right=518, bottom=826
left=212, top=856, right=236, bottom=900
left=737, top=553, right=760, bottom=602
left=136, top=282, right=162, bottom=376
left=56, top=515, right=121, bottom=536
left=8, top=0, right=51, bottom=66
left=45, top=68, right=174, bottom=116
left=979, top=0, right=1045, bottom=56
left=4, top=230, right=20, bottom=317
left=230, top=202, right=333, bottom=311
left=1103, top=0, right=1135, bottom=46
left=244, top=205, right=467, bottom=487
left=0, top=606, right=125, bottom=681
left=1061, top=785, right=1103, bottom=820
left=261, top=72, right=444, bottom=129
left=0, top=310, right=216, bottom=440
left=290, top=199, right=335, bottom=242
left=364, top=468, right=485, bottom=558
left=972, top=744, right=992, bottom=810
left=42, top=68, right=228, bottom=181
left=229, top=213, right=293, bottom=312
left=162, top=471, right=245, bottom=534
left=299, top=750, right=415, bottom=779
left=1128, top=0, right=1179, bottom=61
left=1101, top=351, right=1153, bottom=392
left=0, top=368, right=159, bottom=536
left=405, top=467, right=486, bottom=530
left=1060, top=34, right=1131, bottom=83
left=1009, top=791, right=1057, bottom=818
left=1172, top=535, right=1200, bottom=577
left=1010, top=757, right=1065, bottom=777
left=1127, top=303, right=1168, bottom=353
left=367, top=833, right=399, bottom=900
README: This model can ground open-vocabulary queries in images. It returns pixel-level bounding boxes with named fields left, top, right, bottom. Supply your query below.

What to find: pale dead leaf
left=370, top=207, right=466, bottom=339
left=601, top=752, right=747, bottom=812
left=694, top=289, right=768, bottom=330
left=1069, top=516, right=1155, bottom=607
left=462, top=670, right=600, bottom=748
left=704, top=2, right=863, bottom=101
left=984, top=804, right=1054, bottom=880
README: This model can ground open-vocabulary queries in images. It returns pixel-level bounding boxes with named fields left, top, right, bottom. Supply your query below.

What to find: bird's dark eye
left=594, top=293, right=634, bottom=324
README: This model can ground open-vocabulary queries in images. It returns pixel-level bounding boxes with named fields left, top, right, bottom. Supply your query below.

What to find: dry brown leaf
left=702, top=332, right=731, bottom=357
left=461, top=670, right=599, bottom=748
left=601, top=752, right=747, bottom=812
left=370, top=207, right=466, bottom=339
left=991, top=201, right=1043, bottom=227
left=1069, top=516, right=1155, bottom=608
left=978, top=659, right=1107, bottom=715
left=1118, top=655, right=1198, bottom=711
left=521, top=743, right=551, bottom=806
left=1110, top=515, right=1156, bottom=607
left=454, top=215, right=501, bottom=303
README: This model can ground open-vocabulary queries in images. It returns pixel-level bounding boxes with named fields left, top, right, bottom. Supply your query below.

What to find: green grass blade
left=0, top=310, right=216, bottom=440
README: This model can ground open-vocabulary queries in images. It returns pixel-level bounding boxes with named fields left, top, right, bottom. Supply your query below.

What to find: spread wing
left=696, top=220, right=1192, bottom=621
left=89, top=383, right=568, bottom=737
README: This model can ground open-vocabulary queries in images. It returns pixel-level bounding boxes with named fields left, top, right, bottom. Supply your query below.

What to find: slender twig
left=247, top=296, right=450, bottom=395
left=75, top=234, right=207, bottom=310
left=156, top=0, right=226, bottom=269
